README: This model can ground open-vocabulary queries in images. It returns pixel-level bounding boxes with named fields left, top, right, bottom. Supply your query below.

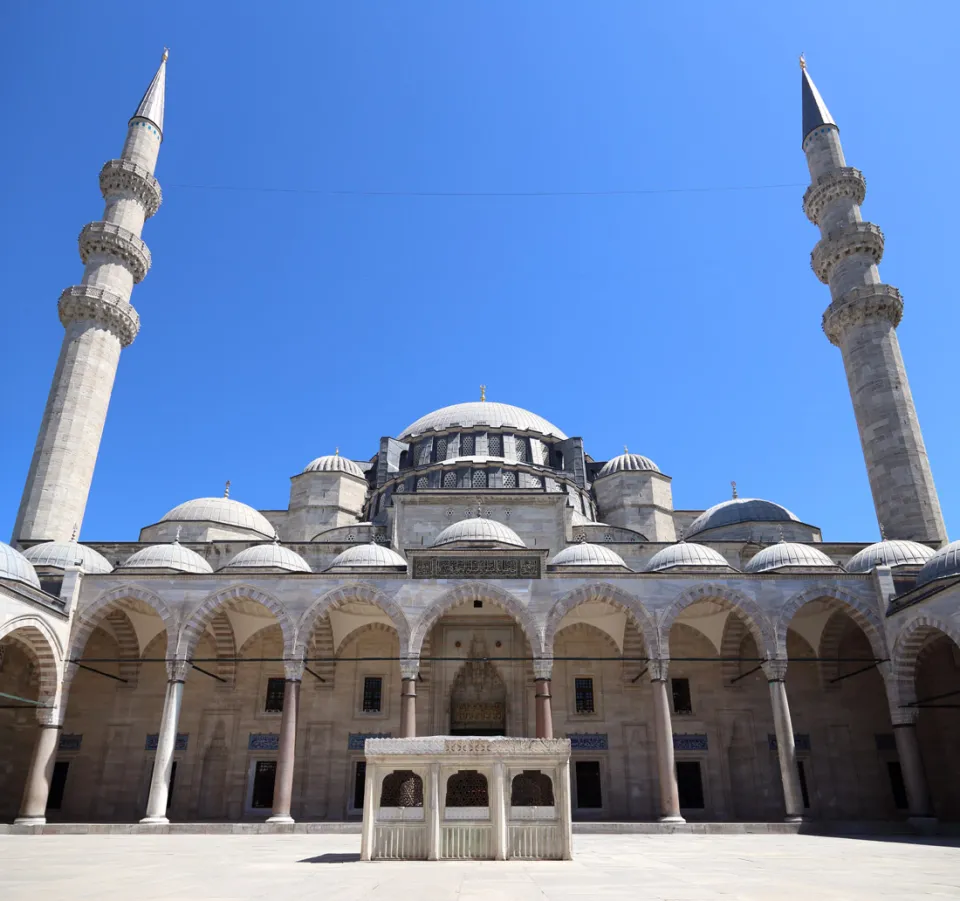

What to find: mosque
left=1, top=53, right=958, bottom=831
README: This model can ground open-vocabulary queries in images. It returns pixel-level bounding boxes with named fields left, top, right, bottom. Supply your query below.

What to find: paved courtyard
left=1, top=833, right=958, bottom=900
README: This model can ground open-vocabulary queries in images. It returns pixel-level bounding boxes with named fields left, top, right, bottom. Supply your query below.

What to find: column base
left=784, top=816, right=805, bottom=824
left=13, top=816, right=46, bottom=826
left=908, top=816, right=939, bottom=835
left=139, top=816, right=170, bottom=825
left=658, top=815, right=686, bottom=824
left=266, top=814, right=295, bottom=824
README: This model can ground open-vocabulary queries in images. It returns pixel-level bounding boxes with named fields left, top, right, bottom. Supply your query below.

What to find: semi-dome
left=327, top=543, right=408, bottom=571
left=745, top=542, right=837, bottom=574
left=223, top=543, right=311, bottom=573
left=120, top=541, right=213, bottom=574
left=159, top=497, right=276, bottom=538
left=400, top=402, right=567, bottom=441
left=845, top=540, right=935, bottom=574
left=596, top=453, right=660, bottom=478
left=22, top=541, right=113, bottom=574
left=916, top=539, right=960, bottom=588
left=687, top=498, right=800, bottom=537
left=0, top=541, right=42, bottom=589
left=432, top=518, right=525, bottom=549
left=303, top=454, right=366, bottom=478
left=645, top=542, right=734, bottom=573
left=549, top=543, right=629, bottom=569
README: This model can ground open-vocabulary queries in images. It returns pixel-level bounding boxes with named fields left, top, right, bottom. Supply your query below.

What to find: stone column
left=763, top=660, right=804, bottom=822
left=400, top=658, right=418, bottom=739
left=534, top=659, right=554, bottom=739
left=891, top=710, right=936, bottom=824
left=492, top=761, right=508, bottom=860
left=267, top=662, right=302, bottom=824
left=15, top=716, right=62, bottom=826
left=141, top=660, right=188, bottom=825
left=360, top=760, right=377, bottom=860
left=557, top=758, right=574, bottom=860
left=427, top=763, right=441, bottom=860
left=650, top=661, right=684, bottom=823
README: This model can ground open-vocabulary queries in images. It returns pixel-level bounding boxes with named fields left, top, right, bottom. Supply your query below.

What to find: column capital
left=891, top=707, right=920, bottom=727
left=400, top=656, right=420, bottom=680
left=762, top=658, right=789, bottom=682
left=532, top=657, right=553, bottom=680
left=283, top=659, right=305, bottom=681
left=166, top=658, right=191, bottom=682
left=648, top=658, right=670, bottom=682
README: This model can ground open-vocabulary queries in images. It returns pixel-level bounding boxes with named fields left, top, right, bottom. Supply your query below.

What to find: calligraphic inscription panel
left=412, top=556, right=541, bottom=579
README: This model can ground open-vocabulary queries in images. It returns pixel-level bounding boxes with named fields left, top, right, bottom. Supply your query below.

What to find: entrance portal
left=449, top=634, right=507, bottom=736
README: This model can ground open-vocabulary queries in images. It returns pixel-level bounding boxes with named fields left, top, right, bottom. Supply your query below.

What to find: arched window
left=502, top=470, right=517, bottom=489
left=380, top=770, right=423, bottom=808
left=443, top=470, right=458, bottom=489
left=445, top=770, right=488, bottom=807
left=472, top=469, right=487, bottom=488
left=488, top=434, right=503, bottom=456
left=435, top=437, right=448, bottom=461
left=515, top=438, right=528, bottom=463
left=461, top=434, right=476, bottom=455
left=511, top=771, right=555, bottom=807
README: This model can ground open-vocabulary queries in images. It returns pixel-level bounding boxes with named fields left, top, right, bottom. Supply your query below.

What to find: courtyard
left=0, top=833, right=958, bottom=900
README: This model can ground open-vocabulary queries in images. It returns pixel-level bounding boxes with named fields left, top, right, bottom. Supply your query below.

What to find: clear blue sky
left=2, top=1, right=957, bottom=543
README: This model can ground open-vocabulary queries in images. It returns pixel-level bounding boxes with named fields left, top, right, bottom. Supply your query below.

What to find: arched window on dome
left=461, top=434, right=475, bottom=455
left=435, top=437, right=448, bottom=462
left=515, top=437, right=528, bottom=464
left=443, top=471, right=458, bottom=489
left=488, top=434, right=503, bottom=457
left=472, top=470, right=487, bottom=488
left=502, top=470, right=517, bottom=489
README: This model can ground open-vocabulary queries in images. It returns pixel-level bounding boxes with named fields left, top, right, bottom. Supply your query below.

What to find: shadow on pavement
left=299, top=852, right=363, bottom=864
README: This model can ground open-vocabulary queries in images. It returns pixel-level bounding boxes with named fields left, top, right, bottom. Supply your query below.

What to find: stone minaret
left=801, top=60, right=947, bottom=545
left=14, top=53, right=168, bottom=544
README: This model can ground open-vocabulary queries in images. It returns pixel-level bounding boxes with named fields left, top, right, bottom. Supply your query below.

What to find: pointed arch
left=182, top=585, right=295, bottom=658
left=0, top=616, right=63, bottom=709
left=718, top=614, right=762, bottom=686
left=891, top=614, right=960, bottom=708
left=544, top=583, right=655, bottom=659
left=776, top=584, right=887, bottom=662
left=297, top=583, right=411, bottom=658
left=659, top=583, right=774, bottom=660
left=409, top=582, right=539, bottom=658
left=70, top=584, right=177, bottom=663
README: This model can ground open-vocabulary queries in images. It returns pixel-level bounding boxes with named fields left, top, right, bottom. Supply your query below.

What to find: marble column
left=534, top=659, right=554, bottom=739
left=360, top=760, right=377, bottom=860
left=492, top=761, right=508, bottom=860
left=556, top=758, right=574, bottom=860
left=763, top=660, right=804, bottom=822
left=15, top=719, right=62, bottom=825
left=650, top=662, right=684, bottom=823
left=141, top=660, right=188, bottom=825
left=427, top=763, right=441, bottom=860
left=268, top=663, right=302, bottom=824
left=891, top=709, right=935, bottom=822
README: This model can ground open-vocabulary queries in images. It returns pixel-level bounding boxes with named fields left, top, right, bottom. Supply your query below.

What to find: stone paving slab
left=1, top=833, right=959, bottom=901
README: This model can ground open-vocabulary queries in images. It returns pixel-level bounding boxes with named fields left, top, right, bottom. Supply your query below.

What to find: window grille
left=671, top=678, right=693, bottom=714
left=445, top=770, right=488, bottom=807
left=511, top=771, right=555, bottom=806
left=515, top=438, right=528, bottom=463
left=416, top=475, right=429, bottom=490
left=395, top=481, right=406, bottom=493
left=575, top=677, right=595, bottom=713
left=265, top=677, right=286, bottom=713
left=443, top=471, right=458, bottom=489
left=435, top=437, right=447, bottom=461
left=461, top=434, right=475, bottom=455
left=380, top=770, right=424, bottom=807
left=502, top=470, right=517, bottom=488
left=417, top=442, right=432, bottom=466
left=472, top=469, right=487, bottom=488
left=488, top=434, right=503, bottom=456
left=362, top=676, right=383, bottom=712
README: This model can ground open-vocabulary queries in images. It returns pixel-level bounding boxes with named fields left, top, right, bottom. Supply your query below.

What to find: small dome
left=303, top=454, right=366, bottom=478
left=432, top=518, right=525, bottom=549
left=121, top=542, right=213, bottom=574
left=645, top=542, right=733, bottom=572
left=597, top=453, right=660, bottom=478
left=400, top=402, right=566, bottom=440
left=0, top=541, right=42, bottom=589
left=327, top=543, right=407, bottom=571
left=160, top=497, right=276, bottom=538
left=687, top=498, right=800, bottom=537
left=22, top=541, right=113, bottom=574
left=916, top=539, right=960, bottom=588
left=224, top=543, right=311, bottom=573
left=549, top=543, right=629, bottom=569
left=845, top=540, right=935, bottom=574
left=745, top=542, right=837, bottom=574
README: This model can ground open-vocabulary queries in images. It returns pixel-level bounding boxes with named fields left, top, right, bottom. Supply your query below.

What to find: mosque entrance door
left=449, top=634, right=507, bottom=736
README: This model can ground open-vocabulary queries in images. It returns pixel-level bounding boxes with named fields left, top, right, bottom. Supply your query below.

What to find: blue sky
left=2, top=1, right=957, bottom=542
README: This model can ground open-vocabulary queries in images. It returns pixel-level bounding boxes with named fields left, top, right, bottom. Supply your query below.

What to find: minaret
left=13, top=52, right=168, bottom=544
left=801, top=59, right=947, bottom=545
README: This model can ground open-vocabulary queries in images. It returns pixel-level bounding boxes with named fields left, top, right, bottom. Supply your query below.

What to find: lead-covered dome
left=916, top=539, right=960, bottom=588
left=120, top=541, right=213, bottom=574
left=645, top=542, right=734, bottom=573
left=687, top=498, right=800, bottom=537
left=745, top=542, right=837, bottom=573
left=223, top=543, right=311, bottom=573
left=549, top=543, right=629, bottom=570
left=303, top=454, right=365, bottom=478
left=845, top=540, right=935, bottom=574
left=400, top=402, right=566, bottom=441
left=596, top=453, right=660, bottom=478
left=159, top=497, right=276, bottom=539
left=23, top=541, right=113, bottom=574
left=0, top=541, right=42, bottom=589
left=327, top=543, right=408, bottom=571
left=432, top=518, right=525, bottom=549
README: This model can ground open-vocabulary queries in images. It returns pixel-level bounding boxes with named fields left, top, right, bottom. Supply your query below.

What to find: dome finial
left=335, top=446, right=339, bottom=456
left=174, top=525, right=182, bottom=544
left=879, top=521, right=886, bottom=540
left=778, top=525, right=786, bottom=543
left=224, top=480, right=231, bottom=498
left=731, top=480, right=738, bottom=499
left=480, top=384, right=486, bottom=402
left=624, top=444, right=629, bottom=454
left=70, top=522, right=78, bottom=542
left=677, top=524, right=685, bottom=543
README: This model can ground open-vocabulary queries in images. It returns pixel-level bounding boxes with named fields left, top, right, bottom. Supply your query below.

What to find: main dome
left=159, top=497, right=276, bottom=539
left=400, top=402, right=567, bottom=441
left=432, top=518, right=525, bottom=549
left=687, top=498, right=800, bottom=537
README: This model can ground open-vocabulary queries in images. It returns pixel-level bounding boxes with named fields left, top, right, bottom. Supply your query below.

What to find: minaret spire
left=13, top=55, right=168, bottom=544
left=801, top=60, right=946, bottom=545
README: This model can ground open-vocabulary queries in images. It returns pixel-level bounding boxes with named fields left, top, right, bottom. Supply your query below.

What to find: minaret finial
left=731, top=480, right=738, bottom=499
left=799, top=53, right=806, bottom=70
left=224, top=480, right=231, bottom=498
left=162, top=47, right=169, bottom=62
left=480, top=385, right=486, bottom=402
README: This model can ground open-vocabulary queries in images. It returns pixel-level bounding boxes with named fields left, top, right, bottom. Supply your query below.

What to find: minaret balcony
left=78, top=221, right=151, bottom=283
left=58, top=285, right=141, bottom=346
left=821, top=283, right=903, bottom=346
left=802, top=167, right=866, bottom=225
left=810, top=222, right=884, bottom=284
left=99, top=159, right=162, bottom=218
